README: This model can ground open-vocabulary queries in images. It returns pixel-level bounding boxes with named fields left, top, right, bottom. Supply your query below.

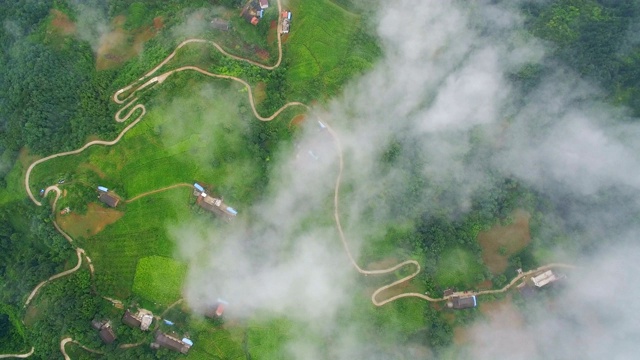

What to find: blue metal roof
left=226, top=207, right=238, bottom=215
left=182, top=338, right=194, bottom=346
left=194, top=183, right=204, bottom=192
left=97, top=186, right=108, bottom=192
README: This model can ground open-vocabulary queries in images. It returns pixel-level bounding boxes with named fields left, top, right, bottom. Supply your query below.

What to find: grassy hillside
left=284, top=0, right=381, bottom=102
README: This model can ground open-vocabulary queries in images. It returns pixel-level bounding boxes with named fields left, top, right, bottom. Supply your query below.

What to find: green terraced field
left=133, top=255, right=187, bottom=305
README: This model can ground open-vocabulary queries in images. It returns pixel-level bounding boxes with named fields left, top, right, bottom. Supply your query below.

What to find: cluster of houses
left=281, top=10, right=292, bottom=34
left=91, top=308, right=193, bottom=354
left=443, top=269, right=566, bottom=310
left=193, top=183, right=238, bottom=220
left=517, top=269, right=565, bottom=297
left=241, top=0, right=269, bottom=25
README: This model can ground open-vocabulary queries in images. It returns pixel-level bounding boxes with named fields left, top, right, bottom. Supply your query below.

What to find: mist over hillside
left=173, top=0, right=640, bottom=358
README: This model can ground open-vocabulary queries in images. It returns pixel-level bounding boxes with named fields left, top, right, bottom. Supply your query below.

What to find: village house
left=91, top=320, right=116, bottom=344
left=281, top=10, right=292, bottom=34
left=193, top=183, right=238, bottom=220
left=151, top=331, right=193, bottom=354
left=448, top=295, right=477, bottom=310
left=211, top=18, right=230, bottom=31
left=122, top=309, right=154, bottom=331
left=241, top=0, right=263, bottom=25
left=205, top=299, right=228, bottom=318
left=259, top=0, right=269, bottom=9
left=98, top=191, right=119, bottom=208
left=531, top=270, right=562, bottom=288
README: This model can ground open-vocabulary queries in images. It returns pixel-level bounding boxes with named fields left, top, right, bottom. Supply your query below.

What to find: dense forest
left=0, top=0, right=639, bottom=357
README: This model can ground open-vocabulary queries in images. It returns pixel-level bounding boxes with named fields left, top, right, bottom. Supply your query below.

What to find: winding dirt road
left=24, top=248, right=84, bottom=307
left=19, top=1, right=576, bottom=347
left=60, top=338, right=103, bottom=360
left=23, top=186, right=90, bottom=307
left=0, top=348, right=34, bottom=359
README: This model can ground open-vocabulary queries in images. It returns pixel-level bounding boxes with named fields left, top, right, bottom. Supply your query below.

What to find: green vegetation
left=522, top=0, right=640, bottom=115
left=88, top=188, right=189, bottom=300
left=285, top=0, right=381, bottom=101
left=2, top=0, right=636, bottom=358
left=0, top=303, right=27, bottom=353
left=133, top=256, right=187, bottom=305
left=247, top=317, right=293, bottom=359
left=435, top=248, right=484, bottom=289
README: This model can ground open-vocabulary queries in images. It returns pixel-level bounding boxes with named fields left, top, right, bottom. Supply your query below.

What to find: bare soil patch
left=267, top=20, right=277, bottom=44
left=367, top=257, right=399, bottom=270
left=96, top=15, right=163, bottom=70
left=57, top=203, right=124, bottom=238
left=477, top=209, right=531, bottom=274
left=256, top=48, right=270, bottom=61
left=479, top=296, right=526, bottom=327
left=453, top=326, right=471, bottom=346
left=476, top=279, right=493, bottom=290
left=50, top=10, right=76, bottom=36
left=289, top=114, right=306, bottom=128
left=254, top=82, right=267, bottom=105
left=18, top=148, right=39, bottom=170
left=23, top=298, right=48, bottom=326
left=153, top=17, right=164, bottom=30
left=454, top=296, right=524, bottom=346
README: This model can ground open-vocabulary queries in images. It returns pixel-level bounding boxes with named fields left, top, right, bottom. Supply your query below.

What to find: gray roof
left=122, top=310, right=141, bottom=328
left=153, top=332, right=191, bottom=354
left=211, top=18, right=230, bottom=31
left=91, top=320, right=104, bottom=330
left=99, top=326, right=117, bottom=344
left=452, top=296, right=476, bottom=309
left=99, top=192, right=119, bottom=207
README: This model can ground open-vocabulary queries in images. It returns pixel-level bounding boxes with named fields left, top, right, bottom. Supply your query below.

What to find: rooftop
left=450, top=296, right=477, bottom=309
left=210, top=18, right=230, bottom=31
left=122, top=310, right=141, bottom=328
left=531, top=270, right=559, bottom=288
left=153, top=332, right=191, bottom=354
left=98, top=192, right=120, bottom=207
left=99, top=325, right=117, bottom=344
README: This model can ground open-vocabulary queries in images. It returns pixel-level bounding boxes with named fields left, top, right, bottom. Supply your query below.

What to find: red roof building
left=215, top=303, right=225, bottom=317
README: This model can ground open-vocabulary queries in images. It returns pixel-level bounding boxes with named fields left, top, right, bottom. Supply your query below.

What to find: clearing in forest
left=477, top=209, right=531, bottom=274
left=49, top=10, right=76, bottom=36
left=96, top=15, right=163, bottom=70
left=56, top=203, right=124, bottom=239
left=435, top=247, right=485, bottom=288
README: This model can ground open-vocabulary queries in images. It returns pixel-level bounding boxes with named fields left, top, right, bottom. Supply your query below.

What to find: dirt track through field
left=16, top=1, right=578, bottom=357
left=125, top=183, right=194, bottom=203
